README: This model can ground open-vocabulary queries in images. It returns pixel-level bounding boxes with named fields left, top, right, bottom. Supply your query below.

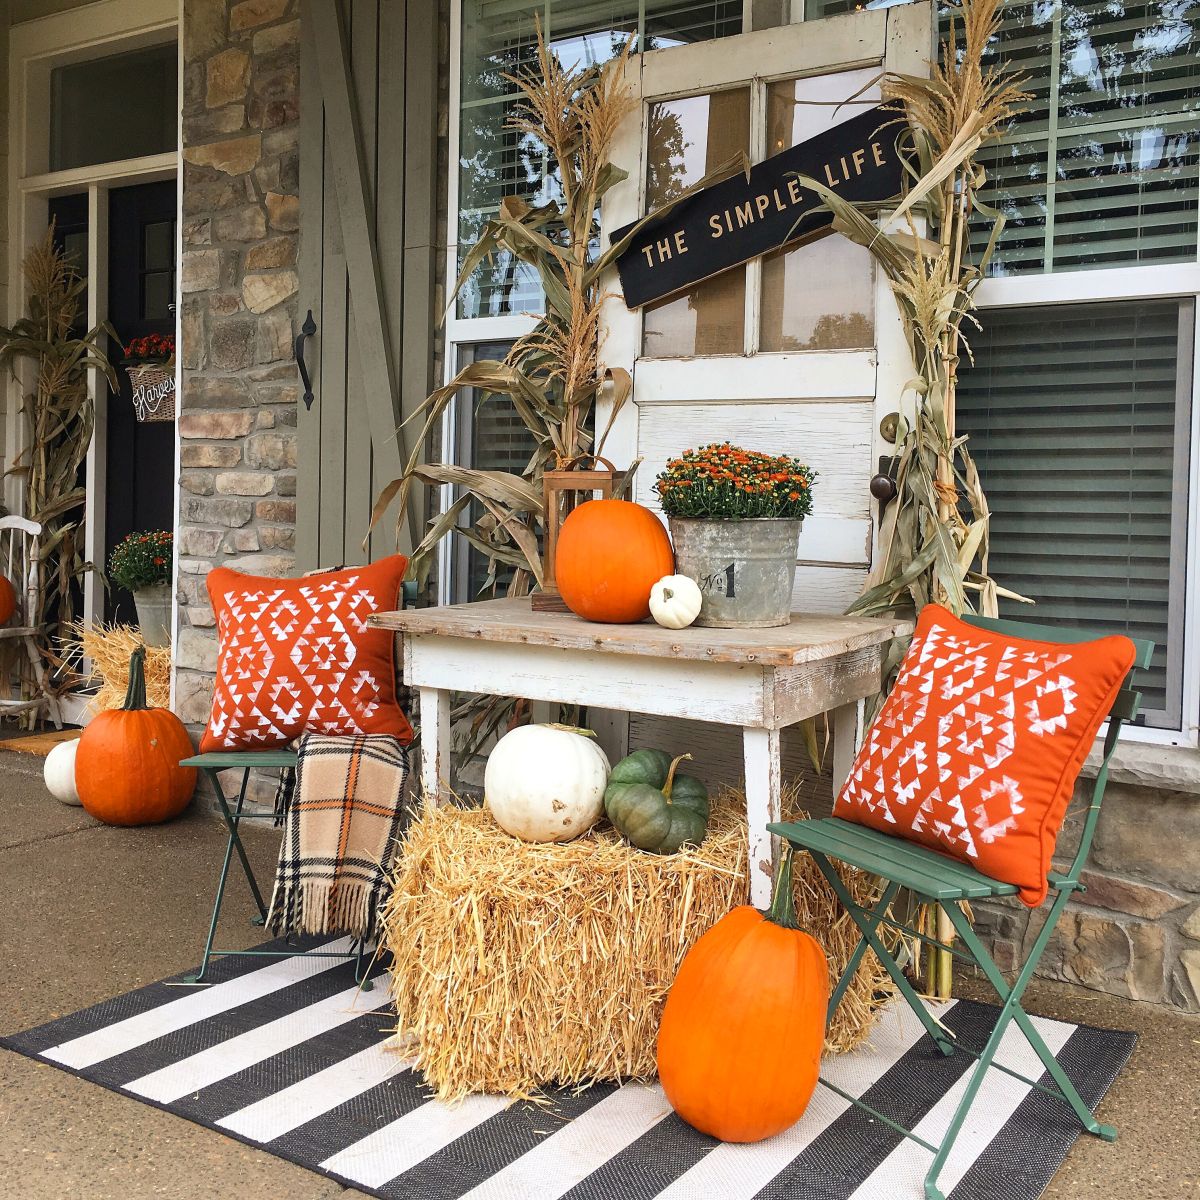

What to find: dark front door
left=106, top=180, right=177, bottom=623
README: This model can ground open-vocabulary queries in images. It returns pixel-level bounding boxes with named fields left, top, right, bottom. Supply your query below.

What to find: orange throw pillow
left=200, top=556, right=413, bottom=753
left=834, top=605, right=1135, bottom=905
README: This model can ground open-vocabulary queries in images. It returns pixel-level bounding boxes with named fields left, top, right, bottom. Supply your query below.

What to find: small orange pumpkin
left=0, top=576, right=16, bottom=625
left=657, top=846, right=828, bottom=1142
left=555, top=499, right=674, bottom=623
left=76, top=646, right=197, bottom=826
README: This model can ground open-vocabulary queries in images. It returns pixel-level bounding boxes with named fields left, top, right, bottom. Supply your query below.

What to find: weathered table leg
left=419, top=686, right=452, bottom=804
left=831, top=698, right=865, bottom=795
left=743, top=726, right=782, bottom=908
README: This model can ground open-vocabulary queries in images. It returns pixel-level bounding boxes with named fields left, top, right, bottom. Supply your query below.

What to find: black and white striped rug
left=1, top=937, right=1134, bottom=1200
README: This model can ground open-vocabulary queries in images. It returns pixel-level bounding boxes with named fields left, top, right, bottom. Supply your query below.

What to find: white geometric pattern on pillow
left=208, top=576, right=385, bottom=750
left=838, top=620, right=1077, bottom=860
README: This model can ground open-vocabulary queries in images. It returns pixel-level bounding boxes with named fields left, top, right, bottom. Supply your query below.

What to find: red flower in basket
left=124, top=333, right=176, bottom=365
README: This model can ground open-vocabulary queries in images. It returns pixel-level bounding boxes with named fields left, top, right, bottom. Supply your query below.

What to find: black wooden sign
left=611, top=104, right=904, bottom=309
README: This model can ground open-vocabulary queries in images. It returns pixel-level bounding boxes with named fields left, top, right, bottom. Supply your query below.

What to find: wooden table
left=372, top=599, right=909, bottom=906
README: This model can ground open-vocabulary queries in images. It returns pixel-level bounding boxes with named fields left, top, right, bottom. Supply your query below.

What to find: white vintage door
left=601, top=4, right=931, bottom=610
left=597, top=4, right=932, bottom=788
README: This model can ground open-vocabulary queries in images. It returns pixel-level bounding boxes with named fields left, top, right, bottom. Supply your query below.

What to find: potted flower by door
left=124, top=333, right=175, bottom=422
left=656, top=444, right=816, bottom=628
left=109, top=530, right=174, bottom=647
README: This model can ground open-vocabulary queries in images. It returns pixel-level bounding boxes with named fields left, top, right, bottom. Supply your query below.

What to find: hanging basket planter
left=127, top=363, right=176, bottom=423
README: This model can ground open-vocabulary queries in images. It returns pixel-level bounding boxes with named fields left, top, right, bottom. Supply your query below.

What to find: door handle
left=870, top=455, right=899, bottom=525
left=295, top=310, right=317, bottom=409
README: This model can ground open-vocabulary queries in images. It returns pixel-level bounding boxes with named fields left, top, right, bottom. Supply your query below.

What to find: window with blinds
left=450, top=342, right=538, bottom=600
left=956, top=300, right=1193, bottom=727
left=806, top=1, right=1200, bottom=276
left=457, top=0, right=744, bottom=318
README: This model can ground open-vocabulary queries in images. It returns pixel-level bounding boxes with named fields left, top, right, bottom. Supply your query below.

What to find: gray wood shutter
left=296, top=0, right=440, bottom=569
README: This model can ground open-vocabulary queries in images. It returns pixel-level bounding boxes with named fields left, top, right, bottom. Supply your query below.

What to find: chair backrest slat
left=961, top=612, right=1155, bottom=671
left=960, top=609, right=1154, bottom=887
left=1107, top=689, right=1142, bottom=724
left=0, top=516, right=42, bottom=623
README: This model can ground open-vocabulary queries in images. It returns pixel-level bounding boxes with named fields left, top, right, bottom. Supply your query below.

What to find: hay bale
left=382, top=784, right=891, bottom=1101
left=68, top=623, right=172, bottom=712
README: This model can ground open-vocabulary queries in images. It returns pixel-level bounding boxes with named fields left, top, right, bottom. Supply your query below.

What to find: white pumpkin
left=44, top=738, right=82, bottom=806
left=649, top=574, right=703, bottom=629
left=485, top=723, right=610, bottom=843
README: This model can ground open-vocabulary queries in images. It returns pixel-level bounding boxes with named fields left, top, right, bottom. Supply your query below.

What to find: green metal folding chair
left=179, top=580, right=419, bottom=985
left=770, top=613, right=1153, bottom=1200
left=179, top=749, right=373, bottom=987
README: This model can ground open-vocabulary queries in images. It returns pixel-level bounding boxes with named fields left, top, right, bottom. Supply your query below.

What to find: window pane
left=49, top=193, right=89, bottom=336
left=805, top=2, right=1200, bottom=276
left=1050, top=124, right=1199, bottom=271
left=957, top=300, right=1189, bottom=726
left=760, top=69, right=875, bottom=352
left=453, top=342, right=537, bottom=600
left=642, top=88, right=750, bottom=356
left=142, top=271, right=173, bottom=320
left=143, top=219, right=174, bottom=270
left=457, top=0, right=743, bottom=319
left=1058, top=1, right=1200, bottom=130
left=50, top=44, right=177, bottom=172
left=642, top=269, right=747, bottom=356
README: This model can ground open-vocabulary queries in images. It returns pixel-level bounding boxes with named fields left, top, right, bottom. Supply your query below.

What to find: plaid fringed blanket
left=267, top=733, right=410, bottom=941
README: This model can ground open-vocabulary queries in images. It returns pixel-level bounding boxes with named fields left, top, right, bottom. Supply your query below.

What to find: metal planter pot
left=668, top=517, right=801, bottom=628
left=133, top=584, right=173, bottom=648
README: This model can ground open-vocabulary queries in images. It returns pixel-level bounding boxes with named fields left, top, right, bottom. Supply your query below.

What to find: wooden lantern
left=533, top=455, right=616, bottom=612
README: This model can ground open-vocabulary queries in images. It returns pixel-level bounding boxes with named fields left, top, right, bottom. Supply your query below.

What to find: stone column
left=177, top=0, right=300, bottom=728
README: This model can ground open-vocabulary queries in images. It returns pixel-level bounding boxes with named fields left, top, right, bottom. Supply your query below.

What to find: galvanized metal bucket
left=668, top=517, right=801, bottom=628
left=133, top=584, right=173, bottom=648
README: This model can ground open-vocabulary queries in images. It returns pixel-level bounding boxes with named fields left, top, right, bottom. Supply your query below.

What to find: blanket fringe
left=271, top=879, right=378, bottom=941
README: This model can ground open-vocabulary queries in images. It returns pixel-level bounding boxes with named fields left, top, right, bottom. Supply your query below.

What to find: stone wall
left=972, top=772, right=1200, bottom=1012
left=175, top=0, right=301, bottom=727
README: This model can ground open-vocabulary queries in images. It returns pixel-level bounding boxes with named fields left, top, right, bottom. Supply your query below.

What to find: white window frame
left=969, top=267, right=1200, bottom=749
left=443, top=0, right=1200, bottom=748
left=5, top=0, right=181, bottom=693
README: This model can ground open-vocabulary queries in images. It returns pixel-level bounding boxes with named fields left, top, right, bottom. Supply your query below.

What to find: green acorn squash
left=605, top=750, right=709, bottom=853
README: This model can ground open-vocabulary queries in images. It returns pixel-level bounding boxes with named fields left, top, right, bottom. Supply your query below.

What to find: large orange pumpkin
left=657, top=846, right=828, bottom=1142
left=0, top=576, right=16, bottom=625
left=76, top=646, right=197, bottom=826
left=555, top=499, right=673, bottom=623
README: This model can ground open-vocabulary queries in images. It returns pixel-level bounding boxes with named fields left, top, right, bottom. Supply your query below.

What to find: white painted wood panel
left=639, top=7, right=890, bottom=97
left=633, top=400, right=875, bottom=568
left=406, top=636, right=771, bottom=727
left=792, top=565, right=868, bottom=615
left=634, top=400, right=873, bottom=517
left=632, top=354, right=876, bottom=404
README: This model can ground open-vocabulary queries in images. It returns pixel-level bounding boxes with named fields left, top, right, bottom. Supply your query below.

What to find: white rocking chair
left=0, top=515, right=63, bottom=729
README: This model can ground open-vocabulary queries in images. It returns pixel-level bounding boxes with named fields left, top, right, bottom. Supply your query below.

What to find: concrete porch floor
left=1, top=752, right=1196, bottom=1200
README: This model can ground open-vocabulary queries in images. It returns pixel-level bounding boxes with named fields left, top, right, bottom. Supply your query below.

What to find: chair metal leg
left=918, top=895, right=1115, bottom=1200
left=828, top=879, right=901, bottom=1017
left=942, top=895, right=1117, bottom=1141
left=185, top=769, right=266, bottom=984
left=812, top=853, right=954, bottom=1056
left=353, top=939, right=375, bottom=991
left=208, top=767, right=268, bottom=918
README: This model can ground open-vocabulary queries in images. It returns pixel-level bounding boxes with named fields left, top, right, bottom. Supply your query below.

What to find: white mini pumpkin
left=485, top=723, right=610, bottom=843
left=649, top=574, right=703, bottom=630
left=44, top=738, right=82, bottom=806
